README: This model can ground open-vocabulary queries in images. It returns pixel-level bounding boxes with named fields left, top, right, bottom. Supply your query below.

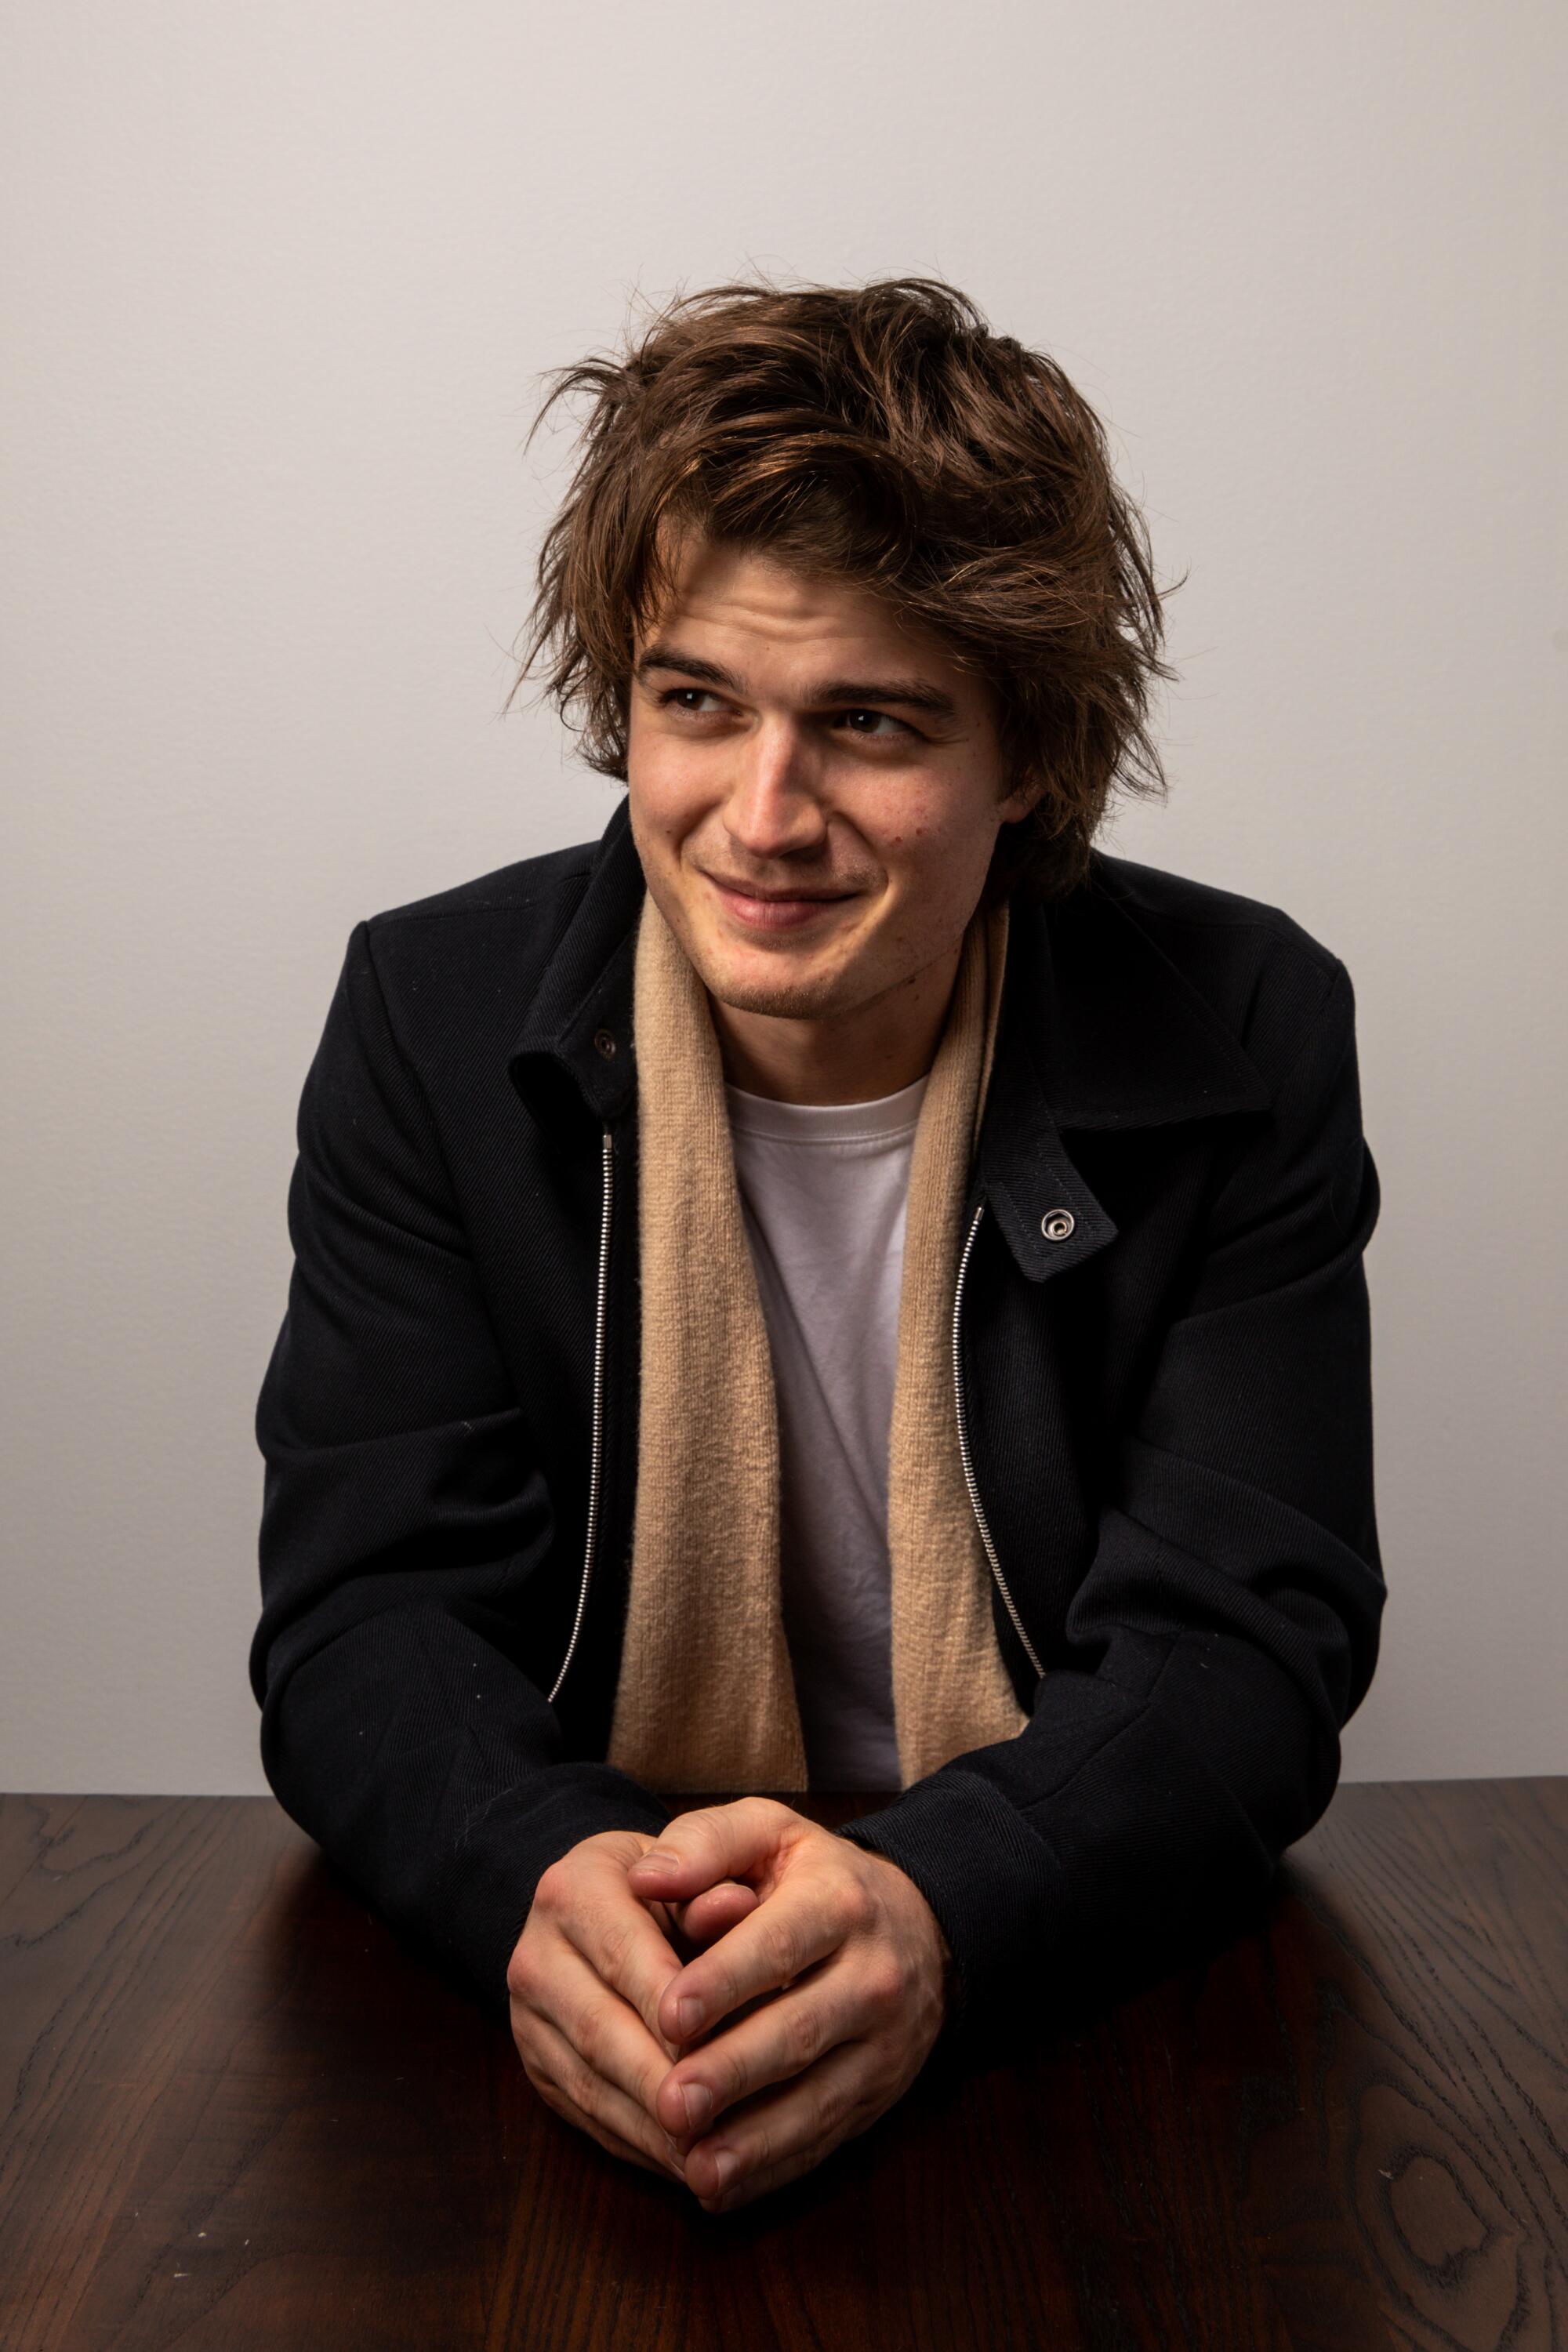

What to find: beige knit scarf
left=605, top=887, right=1029, bottom=1795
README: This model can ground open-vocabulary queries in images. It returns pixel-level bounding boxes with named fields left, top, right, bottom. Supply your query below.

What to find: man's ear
left=997, top=764, right=1047, bottom=823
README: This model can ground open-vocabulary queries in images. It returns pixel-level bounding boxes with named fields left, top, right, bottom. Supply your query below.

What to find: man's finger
left=681, top=2038, right=871, bottom=2213
left=546, top=1849, right=688, bottom=2053
left=669, top=1880, right=760, bottom=1950
left=539, top=1936, right=683, bottom=2130
left=625, top=1797, right=804, bottom=1903
left=655, top=1874, right=845, bottom=2047
left=525, top=2010, right=688, bottom=2185
left=654, top=1963, right=861, bottom=2147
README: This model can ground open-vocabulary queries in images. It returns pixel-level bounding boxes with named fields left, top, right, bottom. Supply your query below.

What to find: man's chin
left=702, top=964, right=856, bottom=1023
left=688, top=919, right=872, bottom=1022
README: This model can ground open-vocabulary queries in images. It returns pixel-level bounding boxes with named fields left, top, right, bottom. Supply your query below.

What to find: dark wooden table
left=0, top=1782, right=1563, bottom=2351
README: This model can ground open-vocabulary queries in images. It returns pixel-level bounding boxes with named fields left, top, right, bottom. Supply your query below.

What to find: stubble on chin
left=703, top=964, right=857, bottom=1024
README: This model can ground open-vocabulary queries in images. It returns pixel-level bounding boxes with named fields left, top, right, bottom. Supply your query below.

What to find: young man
left=252, top=278, right=1383, bottom=2217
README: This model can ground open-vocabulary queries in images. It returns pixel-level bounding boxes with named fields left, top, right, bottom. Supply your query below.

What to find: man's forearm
left=259, top=1607, right=670, bottom=2009
left=838, top=1616, right=1343, bottom=2066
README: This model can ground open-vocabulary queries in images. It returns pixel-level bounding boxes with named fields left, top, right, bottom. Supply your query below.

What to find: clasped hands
left=507, top=1797, right=953, bottom=2214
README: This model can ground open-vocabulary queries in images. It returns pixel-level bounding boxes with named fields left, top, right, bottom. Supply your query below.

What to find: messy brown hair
left=506, top=275, right=1181, bottom=902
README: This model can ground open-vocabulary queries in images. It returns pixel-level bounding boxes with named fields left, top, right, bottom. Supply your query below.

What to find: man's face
left=626, top=535, right=1038, bottom=1027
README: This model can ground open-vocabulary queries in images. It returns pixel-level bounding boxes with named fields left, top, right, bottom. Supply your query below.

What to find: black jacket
left=252, top=794, right=1384, bottom=2068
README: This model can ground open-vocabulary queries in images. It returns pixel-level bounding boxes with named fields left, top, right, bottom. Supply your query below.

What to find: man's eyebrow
left=633, top=642, right=960, bottom=721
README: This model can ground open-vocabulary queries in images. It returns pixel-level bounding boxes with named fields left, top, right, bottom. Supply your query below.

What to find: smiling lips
left=704, top=873, right=857, bottom=932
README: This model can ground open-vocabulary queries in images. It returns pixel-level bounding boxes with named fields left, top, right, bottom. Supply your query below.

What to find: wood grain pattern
left=0, top=1782, right=1561, bottom=2351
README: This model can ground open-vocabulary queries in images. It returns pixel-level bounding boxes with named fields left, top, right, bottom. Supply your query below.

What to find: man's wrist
left=855, top=1842, right=957, bottom=2024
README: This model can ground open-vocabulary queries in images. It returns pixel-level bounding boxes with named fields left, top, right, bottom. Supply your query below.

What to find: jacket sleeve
left=250, top=920, right=670, bottom=2014
left=839, top=953, right=1385, bottom=2069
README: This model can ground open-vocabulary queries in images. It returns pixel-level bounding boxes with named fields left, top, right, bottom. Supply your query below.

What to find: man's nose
left=722, top=722, right=828, bottom=860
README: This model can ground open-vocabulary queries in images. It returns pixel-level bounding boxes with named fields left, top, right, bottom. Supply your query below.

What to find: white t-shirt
left=724, top=1073, right=928, bottom=1791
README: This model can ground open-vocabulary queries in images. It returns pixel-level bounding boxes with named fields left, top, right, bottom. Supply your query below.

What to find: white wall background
left=2, top=1, right=1563, bottom=1795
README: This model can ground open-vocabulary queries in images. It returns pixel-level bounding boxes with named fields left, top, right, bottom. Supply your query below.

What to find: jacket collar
left=508, top=795, right=646, bottom=1127
left=508, top=795, right=1269, bottom=1280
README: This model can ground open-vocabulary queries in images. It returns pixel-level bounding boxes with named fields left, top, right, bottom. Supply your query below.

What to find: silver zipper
left=953, top=1200, right=1044, bottom=1682
left=549, top=1124, right=615, bottom=1706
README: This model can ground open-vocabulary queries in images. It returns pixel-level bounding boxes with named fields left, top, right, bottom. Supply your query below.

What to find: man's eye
left=837, top=709, right=909, bottom=738
left=655, top=690, right=911, bottom=739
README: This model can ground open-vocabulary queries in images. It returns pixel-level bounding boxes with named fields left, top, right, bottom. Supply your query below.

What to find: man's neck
left=708, top=943, right=962, bottom=1105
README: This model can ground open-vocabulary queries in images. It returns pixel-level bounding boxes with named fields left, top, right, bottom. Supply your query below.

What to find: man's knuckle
left=759, top=1911, right=801, bottom=1983
left=563, top=2048, right=603, bottom=2114
left=573, top=2002, right=608, bottom=2074
left=597, top=1915, right=634, bottom=1979
left=699, top=1955, right=739, bottom=2016
left=808, top=2089, right=838, bottom=2149
left=706, top=2044, right=746, bottom=2110
left=534, top=1861, right=572, bottom=1915
left=842, top=1878, right=877, bottom=1935
left=512, top=1949, right=555, bottom=2013
left=702, top=1976, right=740, bottom=2034
left=863, top=1953, right=905, bottom=2011
left=786, top=1998, right=826, bottom=2070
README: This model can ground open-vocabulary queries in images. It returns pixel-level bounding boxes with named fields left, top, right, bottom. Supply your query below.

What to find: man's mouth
left=702, top=873, right=858, bottom=933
